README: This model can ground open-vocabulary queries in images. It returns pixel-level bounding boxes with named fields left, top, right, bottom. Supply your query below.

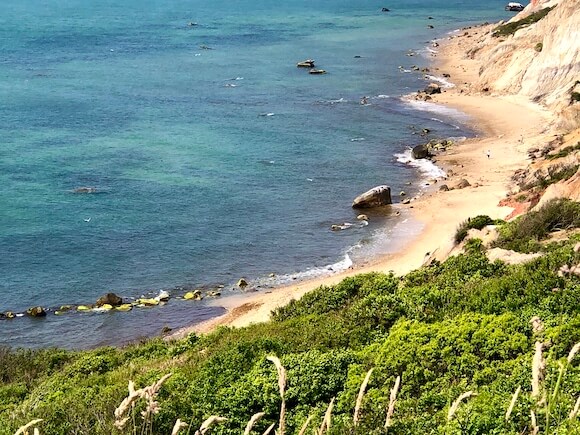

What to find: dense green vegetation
left=494, top=199, right=580, bottom=252
left=493, top=7, right=555, bottom=37
left=454, top=215, right=498, bottom=244
left=1, top=201, right=580, bottom=435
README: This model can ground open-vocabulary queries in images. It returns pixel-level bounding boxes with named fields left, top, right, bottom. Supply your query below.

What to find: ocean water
left=0, top=0, right=511, bottom=349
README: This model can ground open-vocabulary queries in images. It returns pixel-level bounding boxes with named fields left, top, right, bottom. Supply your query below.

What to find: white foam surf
left=394, top=148, right=447, bottom=180
left=424, top=74, right=455, bottom=89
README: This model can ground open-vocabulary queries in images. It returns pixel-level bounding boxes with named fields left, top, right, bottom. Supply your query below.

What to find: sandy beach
left=167, top=23, right=557, bottom=340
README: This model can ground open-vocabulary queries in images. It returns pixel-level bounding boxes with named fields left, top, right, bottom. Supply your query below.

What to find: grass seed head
left=171, top=418, right=188, bottom=435
left=448, top=391, right=477, bottom=421
left=353, top=368, right=374, bottom=426
left=243, top=412, right=265, bottom=435
left=385, top=375, right=401, bottom=430
left=567, top=342, right=580, bottom=363
left=14, top=419, right=43, bottom=435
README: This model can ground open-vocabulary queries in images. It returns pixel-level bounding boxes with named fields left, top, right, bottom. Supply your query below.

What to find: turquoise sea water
left=0, top=0, right=512, bottom=348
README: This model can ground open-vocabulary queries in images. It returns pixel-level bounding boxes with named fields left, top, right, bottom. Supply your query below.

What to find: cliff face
left=471, top=0, right=579, bottom=129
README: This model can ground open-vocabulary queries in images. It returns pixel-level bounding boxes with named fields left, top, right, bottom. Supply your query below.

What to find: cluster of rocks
left=413, top=83, right=442, bottom=101
left=0, top=280, right=255, bottom=321
left=527, top=135, right=564, bottom=160
left=412, top=138, right=454, bottom=160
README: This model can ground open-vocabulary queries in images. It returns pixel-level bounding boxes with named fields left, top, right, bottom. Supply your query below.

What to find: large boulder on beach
left=96, top=292, right=123, bottom=307
left=352, top=185, right=392, bottom=208
left=412, top=144, right=431, bottom=159
left=424, top=83, right=441, bottom=95
left=454, top=178, right=471, bottom=189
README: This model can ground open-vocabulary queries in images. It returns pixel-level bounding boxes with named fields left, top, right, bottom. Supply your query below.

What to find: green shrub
left=454, top=215, right=496, bottom=244
left=546, top=142, right=580, bottom=160
left=493, top=7, right=555, bottom=37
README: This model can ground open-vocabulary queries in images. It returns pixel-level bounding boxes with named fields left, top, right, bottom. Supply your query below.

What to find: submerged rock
left=237, top=278, right=249, bottom=289
left=73, top=186, right=98, bottom=194
left=352, top=185, right=392, bottom=208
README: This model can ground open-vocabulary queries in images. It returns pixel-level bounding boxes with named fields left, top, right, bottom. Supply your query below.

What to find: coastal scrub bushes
left=454, top=214, right=496, bottom=244
left=493, top=6, right=555, bottom=37
left=0, top=226, right=579, bottom=433
left=546, top=141, right=580, bottom=160
left=494, top=198, right=580, bottom=252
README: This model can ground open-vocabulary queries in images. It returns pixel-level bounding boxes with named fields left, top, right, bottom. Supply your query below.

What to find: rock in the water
left=399, top=191, right=406, bottom=196
left=96, top=292, right=123, bottom=307
left=439, top=184, right=450, bottom=191
left=424, top=83, right=441, bottom=94
left=27, top=306, right=46, bottom=317
left=352, top=185, right=392, bottom=208
left=402, top=198, right=411, bottom=204
left=155, top=290, right=170, bottom=302
left=454, top=179, right=471, bottom=189
left=412, top=144, right=431, bottom=159
left=184, top=290, right=203, bottom=300
left=237, top=278, right=248, bottom=288
left=356, top=214, right=369, bottom=221
left=136, top=298, right=159, bottom=306
left=73, top=186, right=97, bottom=194
left=4, top=311, right=15, bottom=319
left=207, top=290, right=221, bottom=297
left=116, top=304, right=133, bottom=312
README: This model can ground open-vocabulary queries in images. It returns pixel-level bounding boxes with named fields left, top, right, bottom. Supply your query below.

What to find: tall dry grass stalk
left=261, top=423, right=275, bottom=435
left=194, top=416, right=226, bottom=435
left=114, top=374, right=173, bottom=432
left=14, top=419, right=43, bottom=435
left=353, top=368, right=374, bottom=427
left=530, top=316, right=544, bottom=335
left=531, top=341, right=545, bottom=399
left=171, top=418, right=188, bottom=435
left=267, top=356, right=287, bottom=435
left=447, top=391, right=477, bottom=421
left=243, top=412, right=265, bottom=435
left=505, top=386, right=521, bottom=422
left=297, top=415, right=313, bottom=435
left=114, top=380, right=142, bottom=430
left=317, top=397, right=335, bottom=435
left=531, top=410, right=539, bottom=435
left=140, top=373, right=173, bottom=423
left=569, top=395, right=580, bottom=420
left=384, top=375, right=401, bottom=431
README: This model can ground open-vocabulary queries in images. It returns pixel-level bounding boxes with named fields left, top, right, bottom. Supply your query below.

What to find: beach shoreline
left=166, top=22, right=556, bottom=340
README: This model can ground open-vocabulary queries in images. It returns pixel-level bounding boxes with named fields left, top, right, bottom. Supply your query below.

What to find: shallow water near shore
left=0, top=0, right=512, bottom=349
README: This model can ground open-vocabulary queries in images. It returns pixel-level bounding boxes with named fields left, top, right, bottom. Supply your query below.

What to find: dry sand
left=167, top=24, right=556, bottom=340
